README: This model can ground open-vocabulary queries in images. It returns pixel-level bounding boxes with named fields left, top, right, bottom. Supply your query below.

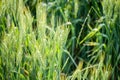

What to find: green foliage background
left=0, top=0, right=120, bottom=80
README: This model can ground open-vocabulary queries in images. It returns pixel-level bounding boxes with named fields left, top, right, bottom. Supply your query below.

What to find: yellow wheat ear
left=73, top=60, right=84, bottom=74
left=71, top=60, right=84, bottom=79
left=60, top=73, right=66, bottom=80
left=75, top=60, right=84, bottom=72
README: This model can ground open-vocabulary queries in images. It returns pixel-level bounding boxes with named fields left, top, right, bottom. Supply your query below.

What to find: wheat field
left=0, top=0, right=120, bottom=80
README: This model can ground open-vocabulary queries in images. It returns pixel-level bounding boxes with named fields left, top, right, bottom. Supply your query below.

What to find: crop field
left=0, top=0, right=120, bottom=80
